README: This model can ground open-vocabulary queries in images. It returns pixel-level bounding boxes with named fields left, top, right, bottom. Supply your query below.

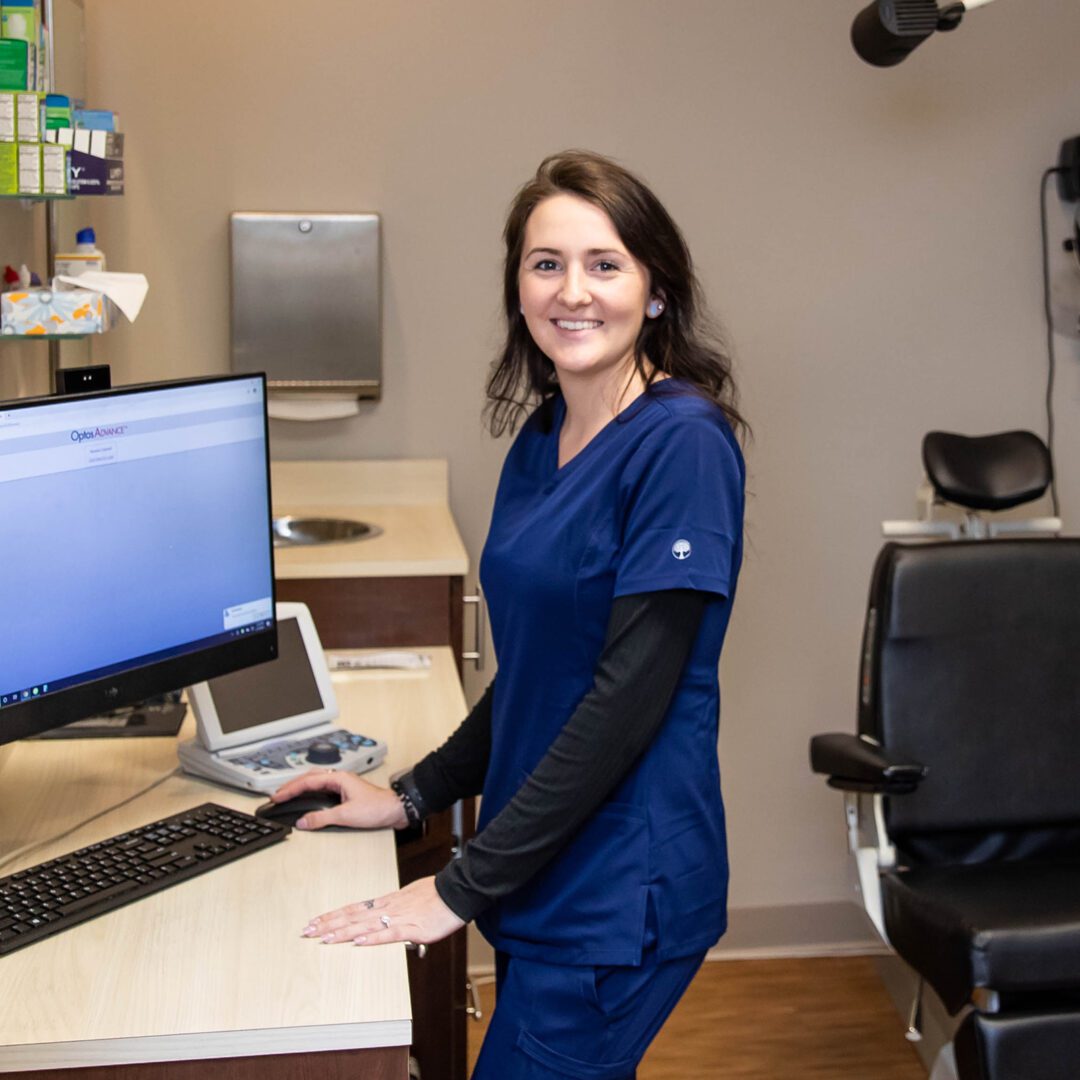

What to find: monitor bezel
left=0, top=373, right=279, bottom=746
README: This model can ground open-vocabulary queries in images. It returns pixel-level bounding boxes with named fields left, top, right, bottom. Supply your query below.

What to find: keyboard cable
left=0, top=767, right=182, bottom=877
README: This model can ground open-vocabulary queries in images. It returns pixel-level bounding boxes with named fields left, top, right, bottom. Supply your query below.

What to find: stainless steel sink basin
left=272, top=516, right=382, bottom=547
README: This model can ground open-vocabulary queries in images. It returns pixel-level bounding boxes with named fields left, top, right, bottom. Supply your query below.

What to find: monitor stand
left=28, top=693, right=187, bottom=740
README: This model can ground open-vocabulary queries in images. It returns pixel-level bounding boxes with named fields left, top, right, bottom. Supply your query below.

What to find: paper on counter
left=56, top=271, right=149, bottom=323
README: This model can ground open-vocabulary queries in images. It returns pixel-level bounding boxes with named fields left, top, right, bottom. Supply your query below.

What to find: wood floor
left=466, top=956, right=926, bottom=1078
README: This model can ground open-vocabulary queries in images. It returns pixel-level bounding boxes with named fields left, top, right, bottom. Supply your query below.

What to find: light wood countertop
left=271, top=460, right=469, bottom=579
left=0, top=647, right=466, bottom=1073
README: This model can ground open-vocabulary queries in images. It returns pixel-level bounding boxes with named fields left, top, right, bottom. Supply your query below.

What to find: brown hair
left=485, top=149, right=747, bottom=439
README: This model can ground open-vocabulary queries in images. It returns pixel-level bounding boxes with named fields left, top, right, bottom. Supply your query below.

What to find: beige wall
left=28, top=0, right=1080, bottom=918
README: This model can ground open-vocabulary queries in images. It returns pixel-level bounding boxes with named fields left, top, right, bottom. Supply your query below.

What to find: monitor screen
left=206, top=616, right=324, bottom=737
left=0, top=374, right=278, bottom=745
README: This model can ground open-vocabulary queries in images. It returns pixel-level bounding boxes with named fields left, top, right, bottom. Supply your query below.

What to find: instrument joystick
left=306, top=740, right=342, bottom=765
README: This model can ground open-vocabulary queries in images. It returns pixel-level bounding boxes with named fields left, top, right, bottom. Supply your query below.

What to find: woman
left=272, top=149, right=747, bottom=1078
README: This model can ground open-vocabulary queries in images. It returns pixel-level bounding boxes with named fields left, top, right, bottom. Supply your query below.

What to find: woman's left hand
left=302, top=876, right=465, bottom=947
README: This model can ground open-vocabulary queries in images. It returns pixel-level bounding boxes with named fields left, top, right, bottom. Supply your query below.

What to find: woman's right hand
left=270, top=769, right=408, bottom=832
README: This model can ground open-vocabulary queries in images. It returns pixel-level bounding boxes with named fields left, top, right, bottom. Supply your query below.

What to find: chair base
left=954, top=1008, right=1080, bottom=1080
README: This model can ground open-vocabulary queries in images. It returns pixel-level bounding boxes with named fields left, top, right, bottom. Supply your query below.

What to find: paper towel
left=267, top=393, right=361, bottom=421
left=56, top=271, right=149, bottom=322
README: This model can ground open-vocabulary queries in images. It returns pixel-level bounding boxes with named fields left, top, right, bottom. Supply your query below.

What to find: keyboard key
left=59, top=881, right=138, bottom=917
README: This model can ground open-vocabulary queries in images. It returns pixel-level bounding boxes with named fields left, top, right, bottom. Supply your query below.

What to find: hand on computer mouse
left=270, top=769, right=407, bottom=832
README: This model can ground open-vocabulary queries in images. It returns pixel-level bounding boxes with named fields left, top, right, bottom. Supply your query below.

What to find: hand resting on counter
left=302, top=876, right=465, bottom=948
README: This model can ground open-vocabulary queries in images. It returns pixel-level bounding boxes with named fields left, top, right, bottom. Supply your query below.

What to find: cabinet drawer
left=276, top=576, right=464, bottom=664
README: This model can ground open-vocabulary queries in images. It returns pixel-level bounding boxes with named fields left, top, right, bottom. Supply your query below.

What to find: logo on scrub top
left=672, top=539, right=692, bottom=560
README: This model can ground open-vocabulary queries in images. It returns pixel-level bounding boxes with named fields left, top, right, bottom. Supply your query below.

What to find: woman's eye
left=595, top=261, right=620, bottom=273
left=534, top=259, right=559, bottom=271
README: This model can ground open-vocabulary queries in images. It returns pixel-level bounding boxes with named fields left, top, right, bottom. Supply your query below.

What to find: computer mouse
left=254, top=790, right=342, bottom=828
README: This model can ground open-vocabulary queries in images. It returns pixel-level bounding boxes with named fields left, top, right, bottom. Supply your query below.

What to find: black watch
left=389, top=769, right=427, bottom=826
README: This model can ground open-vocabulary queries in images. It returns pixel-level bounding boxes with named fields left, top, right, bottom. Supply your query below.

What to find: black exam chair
left=811, top=430, right=1080, bottom=1080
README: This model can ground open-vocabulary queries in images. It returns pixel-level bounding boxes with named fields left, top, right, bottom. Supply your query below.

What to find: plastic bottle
left=55, top=227, right=106, bottom=280
left=73, top=227, right=106, bottom=269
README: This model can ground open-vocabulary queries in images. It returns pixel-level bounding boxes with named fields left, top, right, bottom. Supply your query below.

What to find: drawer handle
left=465, top=979, right=484, bottom=1022
left=462, top=588, right=486, bottom=671
left=405, top=941, right=428, bottom=959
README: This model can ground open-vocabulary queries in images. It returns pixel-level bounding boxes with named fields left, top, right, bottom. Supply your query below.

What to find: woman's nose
left=557, top=266, right=591, bottom=308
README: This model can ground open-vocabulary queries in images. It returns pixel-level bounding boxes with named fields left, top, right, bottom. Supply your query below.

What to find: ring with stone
left=379, top=914, right=392, bottom=929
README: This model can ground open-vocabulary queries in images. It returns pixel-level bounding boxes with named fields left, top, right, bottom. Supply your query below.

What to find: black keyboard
left=0, top=803, right=289, bottom=955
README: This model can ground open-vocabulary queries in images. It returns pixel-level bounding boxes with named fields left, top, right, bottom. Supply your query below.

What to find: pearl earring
left=647, top=299, right=665, bottom=318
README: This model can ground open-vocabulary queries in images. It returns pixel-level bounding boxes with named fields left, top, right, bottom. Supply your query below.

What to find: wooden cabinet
left=275, top=576, right=465, bottom=671
left=277, top=572, right=473, bottom=1080
left=397, top=813, right=472, bottom=1080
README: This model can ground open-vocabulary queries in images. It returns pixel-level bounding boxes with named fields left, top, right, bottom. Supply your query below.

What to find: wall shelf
left=0, top=194, right=75, bottom=203
left=1, top=332, right=90, bottom=340
left=1, top=1, right=121, bottom=382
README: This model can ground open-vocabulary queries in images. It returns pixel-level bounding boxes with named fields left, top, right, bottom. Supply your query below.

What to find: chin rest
left=922, top=430, right=1052, bottom=511
left=811, top=535, right=1080, bottom=1080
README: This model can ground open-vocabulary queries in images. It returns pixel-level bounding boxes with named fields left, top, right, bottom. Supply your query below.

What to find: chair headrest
left=921, top=430, right=1052, bottom=511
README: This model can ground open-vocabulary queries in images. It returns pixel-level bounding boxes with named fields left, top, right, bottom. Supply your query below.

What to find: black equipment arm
left=810, top=733, right=928, bottom=795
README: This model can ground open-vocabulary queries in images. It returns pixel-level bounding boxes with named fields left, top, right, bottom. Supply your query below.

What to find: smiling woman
left=487, top=149, right=746, bottom=443
left=519, top=194, right=653, bottom=397
left=273, top=150, right=749, bottom=1079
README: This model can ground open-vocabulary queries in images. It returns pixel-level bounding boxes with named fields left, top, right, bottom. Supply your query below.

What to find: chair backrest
left=859, top=539, right=1080, bottom=856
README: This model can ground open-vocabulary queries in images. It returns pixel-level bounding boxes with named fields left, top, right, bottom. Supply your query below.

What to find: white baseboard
left=704, top=939, right=889, bottom=962
left=466, top=900, right=885, bottom=977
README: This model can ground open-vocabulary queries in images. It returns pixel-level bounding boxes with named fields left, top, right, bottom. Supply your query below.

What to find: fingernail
left=296, top=817, right=309, bottom=830
left=321, top=933, right=335, bottom=944
left=353, top=936, right=367, bottom=945
left=301, top=925, right=317, bottom=937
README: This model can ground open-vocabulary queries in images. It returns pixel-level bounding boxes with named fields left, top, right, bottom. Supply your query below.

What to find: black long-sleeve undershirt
left=399, top=589, right=709, bottom=924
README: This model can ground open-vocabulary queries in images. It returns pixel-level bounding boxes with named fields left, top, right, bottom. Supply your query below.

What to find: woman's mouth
left=553, top=319, right=602, bottom=331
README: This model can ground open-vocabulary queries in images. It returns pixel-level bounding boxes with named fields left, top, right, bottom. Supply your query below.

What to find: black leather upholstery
left=955, top=1008, right=1080, bottom=1080
left=922, top=431, right=1052, bottom=511
left=806, top=422, right=1080, bottom=1076
left=882, top=861, right=1080, bottom=1014
left=860, top=541, right=1080, bottom=838
left=838, top=536, right=1080, bottom=1078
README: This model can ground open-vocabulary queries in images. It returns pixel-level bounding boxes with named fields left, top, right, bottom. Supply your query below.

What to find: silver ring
left=379, top=914, right=392, bottom=929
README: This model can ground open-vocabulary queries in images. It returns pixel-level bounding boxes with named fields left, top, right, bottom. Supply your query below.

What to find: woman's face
left=518, top=193, right=653, bottom=386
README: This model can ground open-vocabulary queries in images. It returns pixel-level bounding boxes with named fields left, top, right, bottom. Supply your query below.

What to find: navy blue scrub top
left=476, top=379, right=745, bottom=967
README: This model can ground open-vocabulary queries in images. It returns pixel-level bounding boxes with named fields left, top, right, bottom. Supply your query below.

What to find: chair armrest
left=809, top=733, right=927, bottom=794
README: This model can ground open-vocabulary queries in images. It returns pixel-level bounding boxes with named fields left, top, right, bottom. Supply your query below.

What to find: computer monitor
left=0, top=374, right=278, bottom=746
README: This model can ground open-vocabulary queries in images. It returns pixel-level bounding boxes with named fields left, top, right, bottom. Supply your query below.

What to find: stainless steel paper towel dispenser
left=229, top=211, right=381, bottom=400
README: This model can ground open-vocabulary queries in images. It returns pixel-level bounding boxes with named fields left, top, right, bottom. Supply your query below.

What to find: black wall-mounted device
left=55, top=364, right=112, bottom=395
left=1058, top=137, right=1080, bottom=203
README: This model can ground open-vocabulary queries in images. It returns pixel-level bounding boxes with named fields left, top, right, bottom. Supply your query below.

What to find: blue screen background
left=2, top=437, right=272, bottom=690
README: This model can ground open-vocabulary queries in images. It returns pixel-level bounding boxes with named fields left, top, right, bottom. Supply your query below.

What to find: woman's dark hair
left=485, top=149, right=747, bottom=439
